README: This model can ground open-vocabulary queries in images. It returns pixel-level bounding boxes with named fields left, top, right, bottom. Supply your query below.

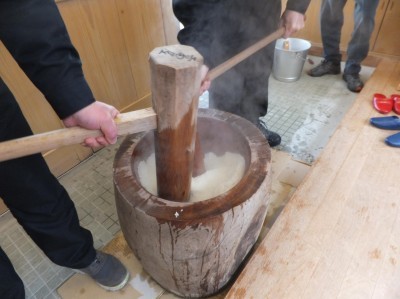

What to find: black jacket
left=0, top=0, right=94, bottom=119
left=173, top=0, right=311, bottom=68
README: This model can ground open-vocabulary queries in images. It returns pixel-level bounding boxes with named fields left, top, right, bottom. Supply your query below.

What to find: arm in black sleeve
left=285, top=0, right=311, bottom=14
left=172, top=0, right=220, bottom=68
left=0, top=0, right=95, bottom=119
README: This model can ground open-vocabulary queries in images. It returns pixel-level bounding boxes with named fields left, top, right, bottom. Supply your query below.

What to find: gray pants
left=320, top=0, right=380, bottom=74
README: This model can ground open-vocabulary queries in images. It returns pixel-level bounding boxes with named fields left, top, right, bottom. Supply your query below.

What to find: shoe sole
left=342, top=75, right=364, bottom=92
left=74, top=269, right=130, bottom=292
left=308, top=70, right=340, bottom=77
left=97, top=270, right=130, bottom=291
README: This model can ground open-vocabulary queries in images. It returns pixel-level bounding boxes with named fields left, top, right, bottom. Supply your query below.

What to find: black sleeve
left=172, top=0, right=220, bottom=68
left=285, top=0, right=311, bottom=15
left=0, top=0, right=95, bottom=119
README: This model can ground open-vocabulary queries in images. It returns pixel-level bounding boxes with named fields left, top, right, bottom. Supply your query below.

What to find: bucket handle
left=292, top=52, right=313, bottom=64
left=294, top=52, right=307, bottom=61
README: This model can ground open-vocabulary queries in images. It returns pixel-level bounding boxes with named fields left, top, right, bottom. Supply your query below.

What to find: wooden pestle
left=149, top=44, right=204, bottom=202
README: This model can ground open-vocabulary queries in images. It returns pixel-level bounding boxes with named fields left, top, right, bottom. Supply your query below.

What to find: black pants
left=0, top=78, right=96, bottom=297
left=209, top=47, right=274, bottom=125
left=174, top=0, right=281, bottom=126
left=207, top=0, right=280, bottom=125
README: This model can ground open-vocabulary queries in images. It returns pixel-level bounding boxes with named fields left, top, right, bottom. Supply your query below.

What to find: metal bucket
left=272, top=38, right=311, bottom=83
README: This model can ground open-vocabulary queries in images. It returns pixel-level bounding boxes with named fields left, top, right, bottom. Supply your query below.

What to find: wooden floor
left=226, top=58, right=400, bottom=298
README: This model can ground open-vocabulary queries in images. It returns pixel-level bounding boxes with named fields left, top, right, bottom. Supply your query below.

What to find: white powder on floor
left=137, top=152, right=245, bottom=202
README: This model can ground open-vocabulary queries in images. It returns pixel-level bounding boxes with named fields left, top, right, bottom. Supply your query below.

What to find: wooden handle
left=0, top=28, right=284, bottom=163
left=0, top=107, right=157, bottom=162
left=208, top=27, right=285, bottom=80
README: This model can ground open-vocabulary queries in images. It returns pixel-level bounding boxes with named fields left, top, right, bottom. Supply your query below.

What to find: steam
left=176, top=0, right=282, bottom=126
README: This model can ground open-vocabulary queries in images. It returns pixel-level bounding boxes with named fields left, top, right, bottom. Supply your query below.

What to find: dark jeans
left=0, top=78, right=96, bottom=296
left=320, top=0, right=380, bottom=74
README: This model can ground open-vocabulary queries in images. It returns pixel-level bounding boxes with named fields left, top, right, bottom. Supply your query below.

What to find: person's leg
left=0, top=79, right=128, bottom=290
left=0, top=80, right=96, bottom=269
left=321, top=0, right=347, bottom=62
left=344, top=0, right=380, bottom=74
left=342, top=0, right=379, bottom=92
left=209, top=0, right=281, bottom=146
left=309, top=0, right=347, bottom=77
left=0, top=247, right=25, bottom=299
left=239, top=42, right=281, bottom=147
left=209, top=59, right=281, bottom=148
left=242, top=72, right=269, bottom=125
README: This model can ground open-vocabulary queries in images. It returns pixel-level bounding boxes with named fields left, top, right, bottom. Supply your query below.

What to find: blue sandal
left=385, top=132, right=400, bottom=147
left=370, top=116, right=400, bottom=130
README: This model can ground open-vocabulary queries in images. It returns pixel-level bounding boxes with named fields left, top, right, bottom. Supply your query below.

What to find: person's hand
left=62, top=101, right=120, bottom=147
left=280, top=10, right=306, bottom=38
left=199, top=64, right=211, bottom=95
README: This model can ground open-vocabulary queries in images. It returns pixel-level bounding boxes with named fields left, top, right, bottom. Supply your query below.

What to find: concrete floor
left=0, top=56, right=374, bottom=298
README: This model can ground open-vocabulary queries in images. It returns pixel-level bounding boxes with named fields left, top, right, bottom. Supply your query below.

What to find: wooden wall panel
left=372, top=0, right=400, bottom=56
left=1, top=0, right=177, bottom=176
left=160, top=0, right=180, bottom=45
left=115, top=0, right=162, bottom=99
left=0, top=43, right=62, bottom=133
left=58, top=0, right=139, bottom=111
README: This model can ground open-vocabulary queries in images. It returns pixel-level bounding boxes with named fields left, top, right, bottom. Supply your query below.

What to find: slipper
left=385, top=132, right=400, bottom=147
left=373, top=93, right=393, bottom=114
left=391, top=94, right=400, bottom=114
left=370, top=115, right=400, bottom=130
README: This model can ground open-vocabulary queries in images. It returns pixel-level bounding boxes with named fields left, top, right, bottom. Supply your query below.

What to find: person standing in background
left=308, top=0, right=380, bottom=92
left=0, top=0, right=129, bottom=297
left=173, top=0, right=311, bottom=147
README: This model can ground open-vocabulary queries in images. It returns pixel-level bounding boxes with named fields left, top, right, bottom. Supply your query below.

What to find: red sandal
left=391, top=94, right=400, bottom=115
left=373, top=93, right=393, bottom=114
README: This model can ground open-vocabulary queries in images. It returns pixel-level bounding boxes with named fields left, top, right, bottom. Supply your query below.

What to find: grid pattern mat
left=0, top=56, right=374, bottom=298
left=0, top=144, right=122, bottom=299
left=201, top=56, right=374, bottom=164
left=264, top=56, right=374, bottom=164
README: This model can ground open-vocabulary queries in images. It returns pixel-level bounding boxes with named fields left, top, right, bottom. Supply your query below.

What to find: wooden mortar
left=114, top=108, right=272, bottom=298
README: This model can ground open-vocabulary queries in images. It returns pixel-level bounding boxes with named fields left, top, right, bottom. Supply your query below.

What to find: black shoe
left=257, top=122, right=281, bottom=147
left=308, top=60, right=341, bottom=77
left=343, top=73, right=364, bottom=92
left=76, top=251, right=129, bottom=291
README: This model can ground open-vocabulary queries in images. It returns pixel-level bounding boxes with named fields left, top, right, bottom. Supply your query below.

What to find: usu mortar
left=113, top=44, right=272, bottom=297
left=114, top=109, right=271, bottom=297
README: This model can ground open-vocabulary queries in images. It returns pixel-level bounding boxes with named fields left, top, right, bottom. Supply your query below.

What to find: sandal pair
left=373, top=93, right=400, bottom=114
left=370, top=116, right=400, bottom=147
